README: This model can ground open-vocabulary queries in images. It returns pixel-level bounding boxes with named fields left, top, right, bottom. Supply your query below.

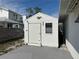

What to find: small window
left=45, top=23, right=52, bottom=33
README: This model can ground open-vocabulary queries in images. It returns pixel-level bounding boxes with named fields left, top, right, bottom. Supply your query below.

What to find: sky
left=0, top=0, right=60, bottom=17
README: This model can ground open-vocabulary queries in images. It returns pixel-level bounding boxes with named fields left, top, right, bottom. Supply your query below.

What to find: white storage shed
left=23, top=12, right=58, bottom=47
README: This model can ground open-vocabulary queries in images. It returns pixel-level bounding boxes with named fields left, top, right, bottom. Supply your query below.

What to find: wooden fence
left=0, top=28, right=24, bottom=42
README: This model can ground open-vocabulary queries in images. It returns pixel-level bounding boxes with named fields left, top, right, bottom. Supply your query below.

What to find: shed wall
left=23, top=13, right=58, bottom=47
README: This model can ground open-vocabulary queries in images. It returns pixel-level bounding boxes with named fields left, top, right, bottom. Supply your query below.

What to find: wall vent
left=37, top=16, right=42, bottom=19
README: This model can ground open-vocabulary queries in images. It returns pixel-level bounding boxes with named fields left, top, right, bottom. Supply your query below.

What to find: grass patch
left=0, top=38, right=24, bottom=55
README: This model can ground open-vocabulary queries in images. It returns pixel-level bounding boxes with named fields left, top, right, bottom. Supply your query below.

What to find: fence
left=0, top=28, right=24, bottom=42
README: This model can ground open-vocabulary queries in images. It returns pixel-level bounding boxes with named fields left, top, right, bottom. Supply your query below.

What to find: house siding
left=0, top=8, right=24, bottom=42
left=0, top=8, right=23, bottom=29
left=0, top=8, right=8, bottom=18
left=65, top=13, right=79, bottom=53
left=9, top=10, right=23, bottom=23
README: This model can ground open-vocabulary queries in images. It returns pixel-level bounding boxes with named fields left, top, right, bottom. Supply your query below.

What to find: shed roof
left=26, top=12, right=58, bottom=21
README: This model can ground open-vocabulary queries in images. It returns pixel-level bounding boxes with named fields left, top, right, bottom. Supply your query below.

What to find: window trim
left=45, top=23, right=52, bottom=34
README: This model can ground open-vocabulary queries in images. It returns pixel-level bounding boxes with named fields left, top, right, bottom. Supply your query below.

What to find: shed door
left=29, top=23, right=41, bottom=46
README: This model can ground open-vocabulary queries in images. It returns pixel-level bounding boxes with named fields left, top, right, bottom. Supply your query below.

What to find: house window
left=45, top=23, right=52, bottom=33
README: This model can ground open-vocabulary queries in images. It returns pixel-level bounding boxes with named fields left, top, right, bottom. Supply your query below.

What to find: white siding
left=0, top=9, right=8, bottom=18
left=42, top=18, right=58, bottom=47
left=23, top=13, right=58, bottom=47
left=23, top=16, right=28, bottom=44
left=0, top=8, right=23, bottom=29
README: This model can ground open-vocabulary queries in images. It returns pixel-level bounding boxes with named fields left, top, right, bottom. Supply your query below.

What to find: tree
left=26, top=8, right=34, bottom=18
left=34, top=7, right=41, bottom=14
left=26, top=7, right=41, bottom=18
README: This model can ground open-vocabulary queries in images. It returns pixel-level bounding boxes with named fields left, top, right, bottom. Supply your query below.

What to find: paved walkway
left=0, top=45, right=73, bottom=59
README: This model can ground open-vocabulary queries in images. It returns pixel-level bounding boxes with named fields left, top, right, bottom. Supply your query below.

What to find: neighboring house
left=23, top=12, right=58, bottom=47
left=59, top=0, right=79, bottom=59
left=0, top=7, right=24, bottom=42
left=0, top=7, right=23, bottom=29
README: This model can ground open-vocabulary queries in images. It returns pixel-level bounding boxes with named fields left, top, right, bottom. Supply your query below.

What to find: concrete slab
left=0, top=45, right=73, bottom=59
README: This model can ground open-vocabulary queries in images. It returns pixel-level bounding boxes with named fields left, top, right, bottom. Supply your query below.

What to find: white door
left=29, top=23, right=41, bottom=46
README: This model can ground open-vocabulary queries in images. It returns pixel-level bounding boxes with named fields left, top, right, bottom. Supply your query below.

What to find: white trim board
left=66, top=40, right=79, bottom=59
